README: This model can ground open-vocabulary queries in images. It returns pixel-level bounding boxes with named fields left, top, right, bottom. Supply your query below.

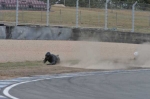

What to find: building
left=0, top=0, right=47, bottom=10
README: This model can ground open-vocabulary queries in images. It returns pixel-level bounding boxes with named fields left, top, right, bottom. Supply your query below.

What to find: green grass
left=0, top=61, right=43, bottom=70
left=0, top=7, right=149, bottom=33
left=64, top=60, right=81, bottom=65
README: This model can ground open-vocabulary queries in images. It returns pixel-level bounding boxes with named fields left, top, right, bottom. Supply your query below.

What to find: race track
left=7, top=70, right=150, bottom=99
left=1, top=40, right=150, bottom=99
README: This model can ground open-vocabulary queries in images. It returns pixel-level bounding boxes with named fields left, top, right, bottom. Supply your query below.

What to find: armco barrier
left=0, top=26, right=6, bottom=39
left=11, top=26, right=72, bottom=40
left=72, top=28, right=150, bottom=44
left=1, top=25, right=150, bottom=44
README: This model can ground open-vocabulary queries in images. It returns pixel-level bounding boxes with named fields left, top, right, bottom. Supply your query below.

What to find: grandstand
left=0, top=0, right=47, bottom=10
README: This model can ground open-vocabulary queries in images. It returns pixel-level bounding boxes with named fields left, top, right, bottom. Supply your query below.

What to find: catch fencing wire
left=49, top=1, right=76, bottom=26
left=75, top=0, right=105, bottom=28
left=104, top=0, right=137, bottom=32
left=15, top=0, right=49, bottom=26
left=0, top=3, right=16, bottom=25
left=77, top=0, right=149, bottom=33
left=134, top=3, right=150, bottom=33
left=0, top=0, right=150, bottom=33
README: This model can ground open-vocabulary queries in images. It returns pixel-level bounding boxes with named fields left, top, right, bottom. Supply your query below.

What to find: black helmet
left=45, top=52, right=51, bottom=57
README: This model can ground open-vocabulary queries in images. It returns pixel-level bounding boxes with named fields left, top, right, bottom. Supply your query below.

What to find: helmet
left=45, top=52, right=51, bottom=57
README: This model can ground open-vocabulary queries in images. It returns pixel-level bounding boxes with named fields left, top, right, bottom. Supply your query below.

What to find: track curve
left=7, top=70, right=150, bottom=99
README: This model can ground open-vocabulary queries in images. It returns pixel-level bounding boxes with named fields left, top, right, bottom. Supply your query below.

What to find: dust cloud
left=134, top=43, right=150, bottom=68
left=61, top=41, right=139, bottom=70
left=1, top=40, right=149, bottom=70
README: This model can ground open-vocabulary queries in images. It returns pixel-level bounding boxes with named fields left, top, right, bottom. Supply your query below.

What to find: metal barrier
left=0, top=0, right=149, bottom=33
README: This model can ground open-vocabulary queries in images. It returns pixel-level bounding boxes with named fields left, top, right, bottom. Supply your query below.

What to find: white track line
left=3, top=76, right=75, bottom=99
left=0, top=95, right=6, bottom=98
left=3, top=69, right=150, bottom=99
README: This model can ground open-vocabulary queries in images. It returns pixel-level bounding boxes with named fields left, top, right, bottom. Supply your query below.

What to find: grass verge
left=0, top=61, right=95, bottom=80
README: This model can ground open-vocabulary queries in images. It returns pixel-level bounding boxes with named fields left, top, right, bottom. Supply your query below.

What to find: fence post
left=98, top=11, right=100, bottom=26
left=105, top=0, right=109, bottom=30
left=46, top=0, right=50, bottom=26
left=80, top=11, right=82, bottom=24
left=149, top=16, right=150, bottom=26
left=64, top=0, right=65, bottom=6
left=131, top=1, right=137, bottom=32
left=21, top=10, right=24, bottom=23
left=41, top=9, right=43, bottom=23
left=1, top=9, right=4, bottom=21
left=116, top=12, right=117, bottom=27
left=76, top=0, right=79, bottom=28
left=89, top=0, right=91, bottom=8
left=60, top=9, right=62, bottom=24
left=16, top=0, right=19, bottom=26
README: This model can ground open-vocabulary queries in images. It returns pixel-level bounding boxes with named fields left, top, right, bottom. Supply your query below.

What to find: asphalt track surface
left=6, top=70, right=150, bottom=99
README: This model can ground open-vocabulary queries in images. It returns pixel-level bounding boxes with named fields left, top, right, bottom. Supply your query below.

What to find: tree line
left=113, top=0, right=150, bottom=3
left=42, top=0, right=150, bottom=10
left=42, top=0, right=150, bottom=5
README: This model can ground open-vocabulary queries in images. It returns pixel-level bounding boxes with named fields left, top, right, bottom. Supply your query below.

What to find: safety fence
left=0, top=0, right=149, bottom=33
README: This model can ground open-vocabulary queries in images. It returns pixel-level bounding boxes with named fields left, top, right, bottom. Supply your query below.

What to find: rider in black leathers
left=43, top=52, right=60, bottom=65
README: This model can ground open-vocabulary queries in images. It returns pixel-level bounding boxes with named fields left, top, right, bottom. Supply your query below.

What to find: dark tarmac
left=9, top=70, right=150, bottom=99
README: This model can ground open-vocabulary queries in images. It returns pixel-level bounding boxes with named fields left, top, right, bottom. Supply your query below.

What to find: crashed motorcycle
left=43, top=52, right=60, bottom=65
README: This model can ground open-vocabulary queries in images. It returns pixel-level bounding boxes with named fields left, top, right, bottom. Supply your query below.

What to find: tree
left=112, top=0, right=150, bottom=3
left=144, top=0, right=150, bottom=3
left=41, top=0, right=150, bottom=6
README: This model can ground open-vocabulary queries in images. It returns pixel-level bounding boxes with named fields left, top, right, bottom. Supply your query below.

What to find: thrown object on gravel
left=134, top=51, right=139, bottom=59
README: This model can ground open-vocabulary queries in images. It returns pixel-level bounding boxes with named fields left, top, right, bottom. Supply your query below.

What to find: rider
left=43, top=52, right=60, bottom=65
